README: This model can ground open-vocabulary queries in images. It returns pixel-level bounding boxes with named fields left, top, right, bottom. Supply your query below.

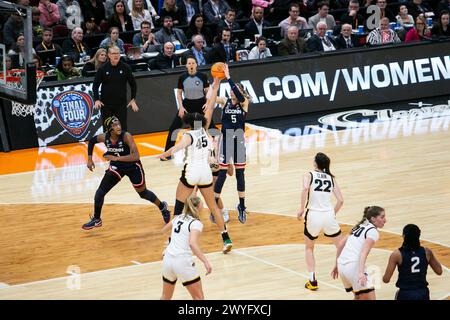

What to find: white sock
left=309, top=272, right=315, bottom=282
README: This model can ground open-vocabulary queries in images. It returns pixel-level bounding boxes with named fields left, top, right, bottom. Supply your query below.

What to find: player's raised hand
left=223, top=64, right=230, bottom=79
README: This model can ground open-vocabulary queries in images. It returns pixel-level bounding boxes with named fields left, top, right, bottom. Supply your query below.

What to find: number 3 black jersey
left=221, top=98, right=247, bottom=132
left=104, top=131, right=135, bottom=168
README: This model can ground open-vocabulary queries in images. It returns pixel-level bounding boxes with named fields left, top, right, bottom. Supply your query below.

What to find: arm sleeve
left=88, top=135, right=98, bottom=156
left=228, top=78, right=245, bottom=103
left=92, top=67, right=103, bottom=101
left=126, top=65, right=137, bottom=99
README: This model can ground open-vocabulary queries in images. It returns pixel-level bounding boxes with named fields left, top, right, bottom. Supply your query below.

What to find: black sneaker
left=82, top=215, right=102, bottom=230
left=160, top=201, right=171, bottom=224
left=160, top=155, right=172, bottom=161
left=237, top=204, right=247, bottom=224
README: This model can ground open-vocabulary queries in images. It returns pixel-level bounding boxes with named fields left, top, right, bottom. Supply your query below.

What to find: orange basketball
left=211, top=62, right=226, bottom=80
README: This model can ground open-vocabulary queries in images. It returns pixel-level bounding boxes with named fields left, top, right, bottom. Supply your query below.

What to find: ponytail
left=401, top=224, right=421, bottom=251
left=314, top=152, right=334, bottom=178
left=184, top=194, right=202, bottom=220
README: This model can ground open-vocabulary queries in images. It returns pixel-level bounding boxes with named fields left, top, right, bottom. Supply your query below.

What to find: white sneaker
left=222, top=208, right=229, bottom=223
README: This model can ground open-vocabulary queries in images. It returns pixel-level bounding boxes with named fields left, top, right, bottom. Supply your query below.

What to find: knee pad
left=174, top=199, right=185, bottom=215
left=236, top=168, right=245, bottom=192
left=214, top=169, right=227, bottom=194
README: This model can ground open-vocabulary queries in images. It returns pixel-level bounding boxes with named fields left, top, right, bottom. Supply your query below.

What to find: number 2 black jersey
left=104, top=131, right=135, bottom=168
left=396, top=247, right=429, bottom=290
left=221, top=98, right=246, bottom=132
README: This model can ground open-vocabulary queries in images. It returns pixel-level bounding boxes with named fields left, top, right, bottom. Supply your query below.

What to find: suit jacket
left=62, top=38, right=90, bottom=62
left=244, top=19, right=271, bottom=38
left=217, top=20, right=241, bottom=32
left=308, top=14, right=336, bottom=30
left=202, top=0, right=231, bottom=24
left=149, top=53, right=181, bottom=70
left=154, top=27, right=188, bottom=48
left=335, top=34, right=359, bottom=50
left=181, top=47, right=211, bottom=65
left=306, top=34, right=338, bottom=52
left=207, top=42, right=237, bottom=63
left=277, top=38, right=307, bottom=56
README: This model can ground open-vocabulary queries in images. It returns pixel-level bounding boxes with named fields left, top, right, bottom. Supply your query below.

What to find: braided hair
left=401, top=224, right=421, bottom=251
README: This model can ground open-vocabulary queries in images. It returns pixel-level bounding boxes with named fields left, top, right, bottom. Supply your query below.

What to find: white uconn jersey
left=338, top=221, right=379, bottom=264
left=184, top=128, right=210, bottom=168
left=166, top=214, right=203, bottom=257
left=307, top=171, right=334, bottom=212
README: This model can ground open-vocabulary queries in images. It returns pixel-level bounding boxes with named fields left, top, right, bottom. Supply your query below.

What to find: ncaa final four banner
left=33, top=83, right=103, bottom=147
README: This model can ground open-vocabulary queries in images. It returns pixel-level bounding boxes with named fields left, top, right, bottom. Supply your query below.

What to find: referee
left=93, top=46, right=138, bottom=132
left=163, top=56, right=215, bottom=159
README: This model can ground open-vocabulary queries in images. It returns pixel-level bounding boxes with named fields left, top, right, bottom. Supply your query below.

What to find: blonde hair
left=87, top=48, right=107, bottom=70
left=184, top=195, right=202, bottom=220
left=131, top=0, right=145, bottom=18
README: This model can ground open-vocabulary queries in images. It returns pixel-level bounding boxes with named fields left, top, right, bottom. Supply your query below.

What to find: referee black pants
left=164, top=98, right=216, bottom=151
left=101, top=104, right=128, bottom=132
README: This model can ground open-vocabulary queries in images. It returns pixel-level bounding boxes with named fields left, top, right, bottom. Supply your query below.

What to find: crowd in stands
left=1, top=0, right=449, bottom=81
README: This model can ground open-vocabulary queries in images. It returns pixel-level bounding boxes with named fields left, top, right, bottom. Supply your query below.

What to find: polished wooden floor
left=0, top=117, right=449, bottom=299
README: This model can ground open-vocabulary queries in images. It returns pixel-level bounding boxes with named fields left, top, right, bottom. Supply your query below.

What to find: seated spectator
left=278, top=3, right=308, bottom=38
left=431, top=10, right=450, bottom=37
left=57, top=0, right=84, bottom=29
left=248, top=37, right=272, bottom=59
left=62, top=27, right=91, bottom=62
left=185, top=13, right=214, bottom=47
left=308, top=1, right=335, bottom=31
left=8, top=34, right=37, bottom=68
left=132, top=21, right=161, bottom=52
left=108, top=0, right=134, bottom=32
left=130, top=0, right=154, bottom=30
left=100, top=27, right=125, bottom=53
left=4, top=55, right=13, bottom=71
left=154, top=16, right=188, bottom=48
left=79, top=0, right=106, bottom=26
left=244, top=6, right=271, bottom=39
left=160, top=0, right=185, bottom=26
left=202, top=0, right=230, bottom=24
left=2, top=13, right=24, bottom=50
left=306, top=21, right=337, bottom=52
left=55, top=55, right=81, bottom=80
left=178, top=0, right=200, bottom=25
left=335, top=23, right=360, bottom=49
left=218, top=8, right=240, bottom=33
left=105, top=0, right=130, bottom=19
left=35, top=28, right=64, bottom=63
left=32, top=54, right=45, bottom=73
left=396, top=5, right=415, bottom=27
left=405, top=15, right=431, bottom=42
left=340, top=0, right=366, bottom=31
left=182, top=34, right=211, bottom=65
left=373, top=0, right=396, bottom=22
left=148, top=41, right=181, bottom=69
left=207, top=27, right=237, bottom=63
left=32, top=6, right=45, bottom=39
left=83, top=17, right=102, bottom=35
left=39, top=0, right=61, bottom=27
left=82, top=48, right=108, bottom=76
left=127, top=0, right=158, bottom=21
left=278, top=25, right=307, bottom=55
left=366, top=17, right=401, bottom=46
left=407, top=0, right=434, bottom=20
left=3, top=13, right=24, bottom=49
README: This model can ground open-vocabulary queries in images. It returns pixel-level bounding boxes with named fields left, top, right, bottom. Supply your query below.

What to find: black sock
left=138, top=189, right=157, bottom=203
left=174, top=199, right=185, bottom=215
left=221, top=231, right=230, bottom=241
left=239, top=197, right=245, bottom=208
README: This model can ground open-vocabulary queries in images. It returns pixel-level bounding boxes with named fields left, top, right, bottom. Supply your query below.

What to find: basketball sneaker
left=160, top=201, right=171, bottom=224
left=305, top=280, right=319, bottom=291
left=237, top=204, right=247, bottom=224
left=222, top=208, right=229, bottom=223
left=222, top=238, right=233, bottom=254
left=82, top=215, right=102, bottom=230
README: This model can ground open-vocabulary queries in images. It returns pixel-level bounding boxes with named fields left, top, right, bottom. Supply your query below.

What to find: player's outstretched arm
left=159, top=133, right=192, bottom=160
left=87, top=134, right=105, bottom=171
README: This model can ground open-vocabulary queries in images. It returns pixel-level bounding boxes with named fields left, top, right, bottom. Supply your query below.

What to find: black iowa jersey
left=104, top=131, right=135, bottom=168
